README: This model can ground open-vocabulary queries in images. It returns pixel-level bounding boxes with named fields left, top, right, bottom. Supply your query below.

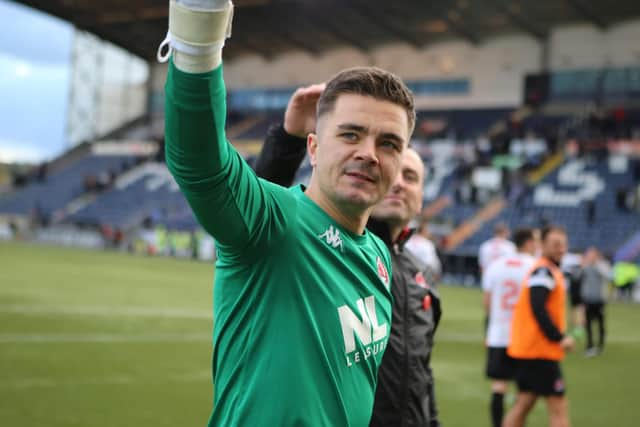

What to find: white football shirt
left=478, top=237, right=516, bottom=271
left=483, top=252, right=535, bottom=347
left=405, top=234, right=442, bottom=276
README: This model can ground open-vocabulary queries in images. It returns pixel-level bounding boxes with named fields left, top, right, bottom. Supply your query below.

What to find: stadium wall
left=148, top=20, right=640, bottom=112
left=67, top=31, right=149, bottom=146
left=221, top=35, right=541, bottom=109
left=549, top=20, right=640, bottom=69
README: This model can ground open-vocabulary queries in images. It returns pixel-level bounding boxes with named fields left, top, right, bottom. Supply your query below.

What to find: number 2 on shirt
left=501, top=280, right=519, bottom=310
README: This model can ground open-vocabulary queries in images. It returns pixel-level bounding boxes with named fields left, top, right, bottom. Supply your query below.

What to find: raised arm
left=253, top=84, right=324, bottom=186
left=160, top=0, right=290, bottom=253
left=253, top=124, right=307, bottom=186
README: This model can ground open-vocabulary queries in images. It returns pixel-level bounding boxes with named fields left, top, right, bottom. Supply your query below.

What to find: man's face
left=522, top=238, right=537, bottom=256
left=542, top=230, right=568, bottom=264
left=584, top=248, right=598, bottom=264
left=308, top=94, right=409, bottom=211
left=371, top=148, right=424, bottom=226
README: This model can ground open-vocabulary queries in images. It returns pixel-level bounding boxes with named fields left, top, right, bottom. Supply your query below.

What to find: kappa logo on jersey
left=376, top=257, right=389, bottom=287
left=337, top=295, right=388, bottom=367
left=319, top=225, right=343, bottom=251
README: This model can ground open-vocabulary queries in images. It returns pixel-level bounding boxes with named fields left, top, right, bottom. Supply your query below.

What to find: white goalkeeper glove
left=157, top=0, right=234, bottom=73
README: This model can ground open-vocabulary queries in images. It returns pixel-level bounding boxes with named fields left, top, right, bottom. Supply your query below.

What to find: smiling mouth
left=383, top=195, right=405, bottom=205
left=345, top=172, right=376, bottom=183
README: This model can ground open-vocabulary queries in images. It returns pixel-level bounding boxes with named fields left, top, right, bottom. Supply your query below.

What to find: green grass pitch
left=1, top=241, right=638, bottom=426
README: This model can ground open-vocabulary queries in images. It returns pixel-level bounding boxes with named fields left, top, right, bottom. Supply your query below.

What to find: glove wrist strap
left=157, top=0, right=233, bottom=72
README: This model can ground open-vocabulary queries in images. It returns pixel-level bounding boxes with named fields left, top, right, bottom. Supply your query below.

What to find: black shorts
left=486, top=347, right=517, bottom=380
left=569, top=280, right=583, bottom=307
left=585, top=302, right=604, bottom=319
left=515, top=359, right=565, bottom=396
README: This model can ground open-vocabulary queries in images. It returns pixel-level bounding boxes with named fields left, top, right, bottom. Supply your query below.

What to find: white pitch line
left=0, top=304, right=211, bottom=319
left=0, top=371, right=212, bottom=389
left=1, top=332, right=637, bottom=345
left=437, top=333, right=640, bottom=344
left=0, top=332, right=211, bottom=343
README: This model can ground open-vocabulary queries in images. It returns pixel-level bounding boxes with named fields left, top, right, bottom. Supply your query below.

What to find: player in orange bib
left=503, top=226, right=575, bottom=427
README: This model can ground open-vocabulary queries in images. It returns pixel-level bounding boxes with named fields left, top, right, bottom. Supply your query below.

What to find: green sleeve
left=164, top=60, right=291, bottom=254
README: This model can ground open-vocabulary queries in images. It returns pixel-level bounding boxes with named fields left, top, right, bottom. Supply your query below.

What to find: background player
left=482, top=227, right=537, bottom=427
left=562, top=251, right=585, bottom=339
left=581, top=247, right=611, bottom=356
left=504, top=226, right=575, bottom=427
left=406, top=217, right=442, bottom=284
left=478, top=223, right=516, bottom=273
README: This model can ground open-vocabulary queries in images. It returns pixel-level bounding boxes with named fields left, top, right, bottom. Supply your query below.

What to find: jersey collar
left=367, top=218, right=414, bottom=249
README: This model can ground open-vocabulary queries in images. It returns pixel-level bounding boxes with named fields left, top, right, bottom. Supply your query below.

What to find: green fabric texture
left=164, top=60, right=394, bottom=427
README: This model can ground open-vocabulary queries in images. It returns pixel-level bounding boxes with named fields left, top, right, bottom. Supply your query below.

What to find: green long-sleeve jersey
left=164, top=61, right=393, bottom=426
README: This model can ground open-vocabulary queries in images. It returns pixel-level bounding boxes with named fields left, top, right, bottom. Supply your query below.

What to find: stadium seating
left=66, top=162, right=198, bottom=230
left=3, top=106, right=639, bottom=273
left=0, top=153, right=138, bottom=218
left=500, top=156, right=640, bottom=256
left=417, top=108, right=513, bottom=139
left=230, top=112, right=283, bottom=140
left=423, top=144, right=640, bottom=261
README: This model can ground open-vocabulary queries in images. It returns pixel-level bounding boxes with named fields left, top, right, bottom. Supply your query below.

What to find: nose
left=354, top=136, right=379, bottom=165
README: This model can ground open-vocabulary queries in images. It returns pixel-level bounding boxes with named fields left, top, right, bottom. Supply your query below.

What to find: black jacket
left=253, top=124, right=442, bottom=427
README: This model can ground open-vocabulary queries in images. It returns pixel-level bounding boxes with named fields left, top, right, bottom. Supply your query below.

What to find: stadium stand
left=2, top=94, right=640, bottom=282
left=415, top=108, right=514, bottom=140
left=0, top=149, right=147, bottom=221
left=4, top=100, right=639, bottom=278
left=66, top=162, right=197, bottom=230
left=3, top=0, right=640, bottom=281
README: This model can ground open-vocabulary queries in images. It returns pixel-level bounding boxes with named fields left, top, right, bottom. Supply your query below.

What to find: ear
left=307, top=133, right=318, bottom=167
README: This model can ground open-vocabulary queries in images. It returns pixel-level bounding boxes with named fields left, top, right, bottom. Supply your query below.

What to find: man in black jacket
left=253, top=83, right=442, bottom=427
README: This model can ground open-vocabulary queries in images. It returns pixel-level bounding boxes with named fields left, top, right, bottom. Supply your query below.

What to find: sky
left=0, top=0, right=73, bottom=163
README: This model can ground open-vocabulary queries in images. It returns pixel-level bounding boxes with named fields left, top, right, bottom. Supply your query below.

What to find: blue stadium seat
left=0, top=154, right=137, bottom=218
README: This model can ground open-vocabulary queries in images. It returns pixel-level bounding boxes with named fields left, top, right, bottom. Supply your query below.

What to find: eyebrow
left=403, top=168, right=419, bottom=176
left=337, top=123, right=368, bottom=133
left=336, top=123, right=404, bottom=144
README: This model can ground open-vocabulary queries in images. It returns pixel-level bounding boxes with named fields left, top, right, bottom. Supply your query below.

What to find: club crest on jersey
left=376, top=257, right=389, bottom=287
left=319, top=225, right=343, bottom=252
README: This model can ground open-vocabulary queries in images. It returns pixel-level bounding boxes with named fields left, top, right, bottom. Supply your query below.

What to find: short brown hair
left=513, top=227, right=534, bottom=249
left=317, top=66, right=416, bottom=136
left=541, top=224, right=566, bottom=241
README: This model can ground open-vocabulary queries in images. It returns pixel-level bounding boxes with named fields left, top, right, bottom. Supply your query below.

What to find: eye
left=339, top=132, right=358, bottom=141
left=380, top=140, right=401, bottom=152
left=404, top=172, right=419, bottom=183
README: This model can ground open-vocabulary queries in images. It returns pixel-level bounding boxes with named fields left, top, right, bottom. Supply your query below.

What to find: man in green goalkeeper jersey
left=158, top=1, right=416, bottom=425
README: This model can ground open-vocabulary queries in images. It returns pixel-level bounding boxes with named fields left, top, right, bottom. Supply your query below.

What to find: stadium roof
left=14, top=0, right=640, bottom=61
